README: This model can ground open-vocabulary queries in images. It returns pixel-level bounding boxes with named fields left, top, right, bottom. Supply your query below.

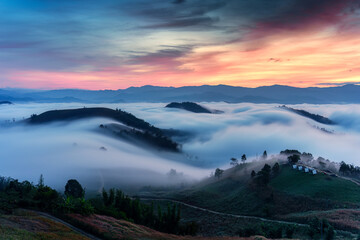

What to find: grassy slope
left=270, top=166, right=360, bottom=203
left=0, top=209, right=89, bottom=240
left=67, top=213, right=269, bottom=240
left=170, top=162, right=360, bottom=218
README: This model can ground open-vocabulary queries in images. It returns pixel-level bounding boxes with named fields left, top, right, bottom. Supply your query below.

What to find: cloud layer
left=2, top=102, right=360, bottom=191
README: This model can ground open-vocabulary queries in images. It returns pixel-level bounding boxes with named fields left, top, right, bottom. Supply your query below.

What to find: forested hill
left=166, top=102, right=212, bottom=113
left=280, top=105, right=336, bottom=125
left=27, top=107, right=162, bottom=134
left=0, top=101, right=12, bottom=105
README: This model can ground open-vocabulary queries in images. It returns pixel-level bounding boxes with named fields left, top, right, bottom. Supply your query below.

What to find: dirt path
left=32, top=210, right=102, bottom=240
left=138, top=197, right=308, bottom=227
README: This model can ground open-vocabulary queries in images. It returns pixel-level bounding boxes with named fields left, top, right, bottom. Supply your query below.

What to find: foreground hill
left=67, top=213, right=269, bottom=240
left=3, top=84, right=360, bottom=104
left=0, top=209, right=91, bottom=240
left=139, top=155, right=360, bottom=238
left=1, top=209, right=270, bottom=240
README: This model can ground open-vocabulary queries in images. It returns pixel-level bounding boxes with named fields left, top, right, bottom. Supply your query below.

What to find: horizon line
left=2, top=83, right=360, bottom=91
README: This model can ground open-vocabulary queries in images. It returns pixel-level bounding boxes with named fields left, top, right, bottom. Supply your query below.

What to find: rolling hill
left=27, top=107, right=180, bottom=152
left=280, top=105, right=336, bottom=125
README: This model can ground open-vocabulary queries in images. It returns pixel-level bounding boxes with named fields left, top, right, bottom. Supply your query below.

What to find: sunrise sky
left=1, top=0, right=360, bottom=90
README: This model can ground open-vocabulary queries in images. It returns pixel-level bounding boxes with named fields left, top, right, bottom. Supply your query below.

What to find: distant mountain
left=2, top=84, right=360, bottom=104
left=280, top=105, right=336, bottom=125
left=166, top=102, right=222, bottom=114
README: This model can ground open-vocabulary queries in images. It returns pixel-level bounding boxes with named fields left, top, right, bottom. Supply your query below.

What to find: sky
left=1, top=0, right=360, bottom=90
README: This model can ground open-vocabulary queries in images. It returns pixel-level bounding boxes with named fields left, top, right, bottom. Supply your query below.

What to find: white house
left=312, top=169, right=317, bottom=175
left=298, top=166, right=303, bottom=171
left=293, top=165, right=297, bottom=169
left=305, top=168, right=309, bottom=173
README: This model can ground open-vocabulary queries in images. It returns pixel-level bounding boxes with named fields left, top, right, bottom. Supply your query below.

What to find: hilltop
left=165, top=102, right=223, bottom=114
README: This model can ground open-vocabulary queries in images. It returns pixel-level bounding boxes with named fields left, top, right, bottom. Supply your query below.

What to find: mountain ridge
left=1, top=84, right=360, bottom=104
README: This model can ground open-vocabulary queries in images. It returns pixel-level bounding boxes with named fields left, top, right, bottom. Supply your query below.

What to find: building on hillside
left=305, top=168, right=309, bottom=173
left=293, top=165, right=297, bottom=169
left=312, top=169, right=317, bottom=175
left=298, top=166, right=303, bottom=171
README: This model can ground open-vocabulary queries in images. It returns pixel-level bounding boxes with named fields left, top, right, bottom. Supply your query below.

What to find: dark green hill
left=27, top=107, right=161, bottom=134
left=0, top=101, right=12, bottom=105
left=166, top=102, right=222, bottom=114
left=167, top=162, right=360, bottom=220
left=280, top=105, right=336, bottom=125
left=27, top=107, right=180, bottom=152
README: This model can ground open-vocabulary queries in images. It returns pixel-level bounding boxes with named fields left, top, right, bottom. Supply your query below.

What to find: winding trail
left=138, top=197, right=308, bottom=227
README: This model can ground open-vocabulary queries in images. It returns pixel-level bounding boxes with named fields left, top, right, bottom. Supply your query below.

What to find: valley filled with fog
left=1, top=102, right=360, bottom=191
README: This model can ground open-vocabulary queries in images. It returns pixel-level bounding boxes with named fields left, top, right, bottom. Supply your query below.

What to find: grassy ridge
left=270, top=166, right=360, bottom=203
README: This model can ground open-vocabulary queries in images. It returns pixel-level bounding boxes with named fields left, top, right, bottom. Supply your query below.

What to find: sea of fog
left=1, top=102, right=360, bottom=191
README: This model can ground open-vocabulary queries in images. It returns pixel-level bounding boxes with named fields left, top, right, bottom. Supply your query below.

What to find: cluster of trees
left=280, top=149, right=301, bottom=155
left=288, top=154, right=301, bottom=164
left=0, top=175, right=198, bottom=236
left=98, top=188, right=197, bottom=235
left=230, top=154, right=247, bottom=166
left=0, top=175, right=92, bottom=215
left=251, top=162, right=280, bottom=185
left=230, top=150, right=268, bottom=166
left=237, top=223, right=295, bottom=239
left=339, top=161, right=360, bottom=180
left=116, top=128, right=180, bottom=152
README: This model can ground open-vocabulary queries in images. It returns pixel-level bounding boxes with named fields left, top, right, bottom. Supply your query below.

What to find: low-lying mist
left=1, top=102, right=360, bottom=192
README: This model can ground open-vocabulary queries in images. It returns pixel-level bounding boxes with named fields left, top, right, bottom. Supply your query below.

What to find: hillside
left=280, top=105, right=336, bottom=125
left=143, top=158, right=360, bottom=238
left=66, top=213, right=268, bottom=240
left=27, top=107, right=161, bottom=133
left=165, top=102, right=223, bottom=114
left=0, top=209, right=270, bottom=240
left=0, top=209, right=91, bottom=240
left=27, top=107, right=180, bottom=152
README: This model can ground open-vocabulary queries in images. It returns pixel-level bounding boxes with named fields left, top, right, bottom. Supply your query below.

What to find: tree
left=214, top=168, right=224, bottom=179
left=241, top=154, right=247, bottom=163
left=251, top=170, right=256, bottom=178
left=288, top=154, right=300, bottom=164
left=257, top=164, right=271, bottom=185
left=65, top=179, right=84, bottom=198
left=272, top=163, right=280, bottom=175
left=230, top=157, right=238, bottom=166
left=37, top=174, right=44, bottom=188
left=262, top=151, right=267, bottom=160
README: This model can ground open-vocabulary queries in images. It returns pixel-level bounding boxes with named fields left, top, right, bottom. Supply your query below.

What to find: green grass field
left=270, top=165, right=360, bottom=203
